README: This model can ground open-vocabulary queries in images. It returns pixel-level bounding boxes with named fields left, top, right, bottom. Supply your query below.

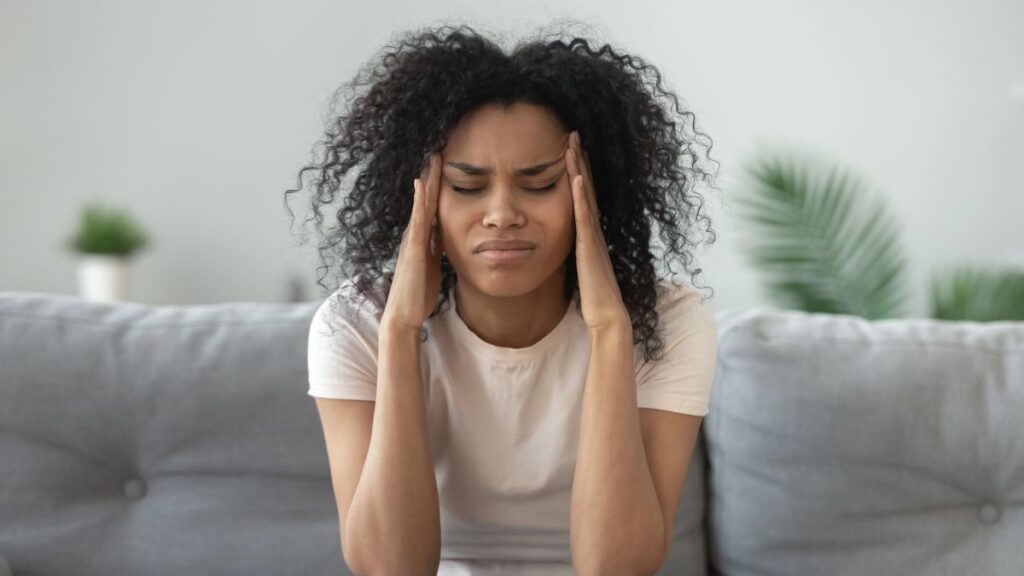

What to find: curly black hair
left=284, top=23, right=720, bottom=363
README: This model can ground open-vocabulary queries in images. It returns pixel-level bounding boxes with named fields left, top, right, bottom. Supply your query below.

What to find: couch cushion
left=0, top=292, right=347, bottom=575
left=704, top=308, right=1024, bottom=574
left=660, top=431, right=709, bottom=575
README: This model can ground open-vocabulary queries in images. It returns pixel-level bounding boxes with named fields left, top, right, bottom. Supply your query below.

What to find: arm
left=570, top=319, right=666, bottom=576
left=343, top=322, right=441, bottom=576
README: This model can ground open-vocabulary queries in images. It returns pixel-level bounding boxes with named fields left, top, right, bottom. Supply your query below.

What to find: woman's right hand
left=381, top=152, right=444, bottom=333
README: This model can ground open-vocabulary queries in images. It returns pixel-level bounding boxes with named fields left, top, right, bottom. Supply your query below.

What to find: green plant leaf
left=930, top=265, right=1024, bottom=321
left=67, top=201, right=150, bottom=256
left=734, top=151, right=908, bottom=318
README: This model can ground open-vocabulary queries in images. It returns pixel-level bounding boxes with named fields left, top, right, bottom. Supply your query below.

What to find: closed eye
left=450, top=182, right=558, bottom=194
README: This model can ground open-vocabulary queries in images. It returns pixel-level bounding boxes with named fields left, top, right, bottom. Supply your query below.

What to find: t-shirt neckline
left=444, top=285, right=578, bottom=361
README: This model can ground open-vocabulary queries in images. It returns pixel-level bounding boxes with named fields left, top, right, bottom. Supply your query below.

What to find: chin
left=466, top=275, right=539, bottom=298
left=448, top=265, right=536, bottom=298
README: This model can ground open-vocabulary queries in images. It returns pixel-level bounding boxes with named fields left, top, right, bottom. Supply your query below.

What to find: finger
left=571, top=173, right=590, bottom=233
left=565, top=146, right=579, bottom=186
left=419, top=153, right=432, bottom=183
left=584, top=152, right=597, bottom=210
left=565, top=147, right=582, bottom=225
left=415, top=156, right=432, bottom=227
left=400, top=183, right=414, bottom=257
left=410, top=178, right=426, bottom=240
left=569, top=132, right=582, bottom=177
left=565, top=141, right=581, bottom=179
left=567, top=146, right=596, bottom=221
left=426, top=156, right=440, bottom=254
left=572, top=132, right=598, bottom=212
left=422, top=177, right=437, bottom=248
left=568, top=134, right=589, bottom=207
left=428, top=152, right=442, bottom=224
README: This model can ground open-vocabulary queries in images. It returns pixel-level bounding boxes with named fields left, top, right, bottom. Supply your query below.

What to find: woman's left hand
left=565, top=130, right=630, bottom=333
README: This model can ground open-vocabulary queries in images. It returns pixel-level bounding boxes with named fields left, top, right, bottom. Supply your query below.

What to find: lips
left=475, top=246, right=534, bottom=263
left=473, top=239, right=536, bottom=252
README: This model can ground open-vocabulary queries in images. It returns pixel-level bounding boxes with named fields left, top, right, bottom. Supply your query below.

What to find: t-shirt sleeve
left=306, top=286, right=380, bottom=401
left=635, top=282, right=718, bottom=417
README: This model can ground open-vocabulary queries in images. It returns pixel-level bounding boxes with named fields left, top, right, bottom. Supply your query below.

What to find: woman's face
left=437, top=102, right=574, bottom=297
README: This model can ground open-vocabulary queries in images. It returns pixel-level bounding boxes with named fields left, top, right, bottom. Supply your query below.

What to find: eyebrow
left=444, top=156, right=563, bottom=177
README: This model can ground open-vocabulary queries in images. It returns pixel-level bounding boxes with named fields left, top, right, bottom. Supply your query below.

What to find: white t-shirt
left=307, top=277, right=717, bottom=575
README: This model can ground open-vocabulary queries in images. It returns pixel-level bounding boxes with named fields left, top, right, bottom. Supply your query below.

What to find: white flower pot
left=77, top=254, right=132, bottom=302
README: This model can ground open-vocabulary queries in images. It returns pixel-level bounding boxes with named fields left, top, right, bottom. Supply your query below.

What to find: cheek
left=540, top=189, right=576, bottom=244
left=557, top=184, right=576, bottom=225
left=436, top=203, right=461, bottom=251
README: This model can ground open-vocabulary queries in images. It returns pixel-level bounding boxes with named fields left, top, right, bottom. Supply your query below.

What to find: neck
left=453, top=269, right=571, bottom=348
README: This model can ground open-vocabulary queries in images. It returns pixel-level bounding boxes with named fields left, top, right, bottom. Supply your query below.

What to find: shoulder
left=307, top=277, right=388, bottom=396
left=310, top=276, right=389, bottom=344
left=645, top=279, right=717, bottom=358
left=634, top=279, right=718, bottom=415
left=653, top=279, right=714, bottom=329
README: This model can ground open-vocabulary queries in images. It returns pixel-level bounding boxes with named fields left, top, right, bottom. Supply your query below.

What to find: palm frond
left=930, top=265, right=1024, bottom=321
left=734, top=152, right=908, bottom=318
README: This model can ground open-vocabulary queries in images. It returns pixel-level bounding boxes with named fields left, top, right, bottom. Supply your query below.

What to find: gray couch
left=1, top=291, right=1021, bottom=575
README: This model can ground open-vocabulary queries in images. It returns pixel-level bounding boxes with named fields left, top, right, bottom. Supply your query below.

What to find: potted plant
left=66, top=201, right=151, bottom=302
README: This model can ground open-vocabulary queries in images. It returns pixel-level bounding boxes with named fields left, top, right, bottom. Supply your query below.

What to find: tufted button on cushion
left=977, top=503, right=1001, bottom=524
left=122, top=476, right=147, bottom=500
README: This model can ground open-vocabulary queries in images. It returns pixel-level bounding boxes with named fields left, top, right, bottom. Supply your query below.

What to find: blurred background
left=1, top=0, right=1022, bottom=318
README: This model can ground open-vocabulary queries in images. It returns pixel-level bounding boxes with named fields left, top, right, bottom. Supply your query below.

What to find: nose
left=481, top=185, right=526, bottom=229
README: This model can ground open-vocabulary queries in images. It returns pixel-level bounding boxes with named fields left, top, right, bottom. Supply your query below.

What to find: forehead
left=443, top=102, right=566, bottom=159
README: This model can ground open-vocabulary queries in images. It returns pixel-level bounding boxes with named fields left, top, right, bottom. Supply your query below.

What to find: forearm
left=344, top=322, right=441, bottom=576
left=570, top=321, right=665, bottom=576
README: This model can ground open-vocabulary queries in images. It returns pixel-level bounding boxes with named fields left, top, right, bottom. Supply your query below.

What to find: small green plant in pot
left=66, top=201, right=151, bottom=302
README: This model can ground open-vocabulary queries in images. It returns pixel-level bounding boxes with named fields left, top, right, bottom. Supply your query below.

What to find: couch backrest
left=0, top=292, right=344, bottom=575
left=6, top=292, right=1020, bottom=575
left=702, top=307, right=1024, bottom=575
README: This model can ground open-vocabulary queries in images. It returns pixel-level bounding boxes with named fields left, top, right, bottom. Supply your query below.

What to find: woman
left=287, top=24, right=720, bottom=576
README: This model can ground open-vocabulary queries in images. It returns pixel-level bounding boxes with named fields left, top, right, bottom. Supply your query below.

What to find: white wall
left=2, top=0, right=1022, bottom=317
